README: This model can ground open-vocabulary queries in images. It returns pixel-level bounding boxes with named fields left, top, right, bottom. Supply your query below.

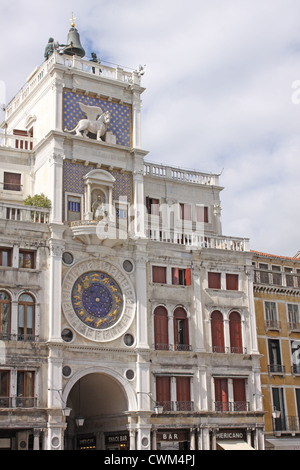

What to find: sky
left=0, top=0, right=300, bottom=257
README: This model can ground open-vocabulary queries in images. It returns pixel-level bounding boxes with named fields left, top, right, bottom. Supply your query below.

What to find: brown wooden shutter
left=211, top=311, right=225, bottom=353
left=214, top=378, right=228, bottom=411
left=229, top=311, right=243, bottom=353
left=156, top=376, right=171, bottom=410
left=176, top=376, right=191, bottom=409
left=233, top=378, right=246, bottom=410
left=3, top=172, right=21, bottom=191
left=226, top=274, right=238, bottom=290
left=154, top=306, right=169, bottom=349
left=196, top=206, right=208, bottom=223
left=208, top=272, right=221, bottom=289
left=152, top=266, right=166, bottom=283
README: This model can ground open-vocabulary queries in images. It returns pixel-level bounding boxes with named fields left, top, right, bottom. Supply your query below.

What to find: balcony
left=147, top=229, right=249, bottom=252
left=154, top=343, right=192, bottom=352
left=273, top=415, right=300, bottom=433
left=254, top=269, right=300, bottom=292
left=0, top=132, right=35, bottom=150
left=268, top=364, right=286, bottom=375
left=0, top=201, right=50, bottom=224
left=155, top=401, right=194, bottom=412
left=211, top=346, right=247, bottom=354
left=144, top=162, right=220, bottom=187
left=0, top=397, right=37, bottom=408
left=214, top=401, right=250, bottom=412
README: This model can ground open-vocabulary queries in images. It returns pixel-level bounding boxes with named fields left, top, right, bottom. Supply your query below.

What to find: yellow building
left=253, top=251, right=300, bottom=450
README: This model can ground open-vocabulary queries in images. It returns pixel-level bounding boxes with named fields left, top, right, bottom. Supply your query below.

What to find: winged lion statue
left=64, top=102, right=111, bottom=141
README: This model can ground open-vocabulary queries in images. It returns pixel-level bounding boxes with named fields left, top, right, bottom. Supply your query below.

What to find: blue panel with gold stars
left=63, top=89, right=132, bottom=147
left=71, top=271, right=124, bottom=330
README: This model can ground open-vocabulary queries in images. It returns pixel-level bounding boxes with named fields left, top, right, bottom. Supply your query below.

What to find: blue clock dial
left=71, top=271, right=123, bottom=329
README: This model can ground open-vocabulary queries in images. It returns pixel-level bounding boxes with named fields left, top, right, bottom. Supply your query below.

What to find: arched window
left=229, top=311, right=243, bottom=354
left=154, top=306, right=169, bottom=350
left=18, top=293, right=35, bottom=341
left=0, top=291, right=11, bottom=339
left=174, top=307, right=190, bottom=351
left=211, top=310, right=225, bottom=353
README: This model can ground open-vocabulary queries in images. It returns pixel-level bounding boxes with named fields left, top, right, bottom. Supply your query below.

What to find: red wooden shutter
left=229, top=311, right=243, bottom=353
left=152, top=266, right=166, bottom=283
left=214, top=378, right=228, bottom=411
left=211, top=311, right=225, bottom=353
left=226, top=274, right=238, bottom=290
left=185, top=268, right=191, bottom=286
left=208, top=272, right=221, bottom=289
left=156, top=376, right=171, bottom=410
left=233, top=378, right=246, bottom=410
left=154, top=306, right=169, bottom=350
left=176, top=377, right=191, bottom=410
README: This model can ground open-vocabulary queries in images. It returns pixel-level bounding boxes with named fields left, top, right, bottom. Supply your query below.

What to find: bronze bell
left=64, top=26, right=85, bottom=58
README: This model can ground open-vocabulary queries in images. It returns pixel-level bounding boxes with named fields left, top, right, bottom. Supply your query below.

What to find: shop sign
left=216, top=429, right=246, bottom=440
left=105, top=433, right=129, bottom=444
left=157, top=430, right=188, bottom=442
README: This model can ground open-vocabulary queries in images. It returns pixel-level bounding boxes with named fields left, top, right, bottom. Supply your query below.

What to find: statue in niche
left=92, top=195, right=108, bottom=221
left=65, top=102, right=111, bottom=141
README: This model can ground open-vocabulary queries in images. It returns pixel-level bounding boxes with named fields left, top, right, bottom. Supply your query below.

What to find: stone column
left=192, top=265, right=205, bottom=352
left=129, top=430, right=136, bottom=450
left=48, top=233, right=65, bottom=342
left=49, top=153, right=64, bottom=224
left=132, top=92, right=142, bottom=149
left=135, top=249, right=149, bottom=349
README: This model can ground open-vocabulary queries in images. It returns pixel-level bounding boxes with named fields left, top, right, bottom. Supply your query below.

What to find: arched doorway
left=63, top=370, right=134, bottom=450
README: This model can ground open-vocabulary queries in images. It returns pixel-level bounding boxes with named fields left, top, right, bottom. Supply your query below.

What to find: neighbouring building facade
left=253, top=251, right=300, bottom=450
left=0, top=20, right=265, bottom=450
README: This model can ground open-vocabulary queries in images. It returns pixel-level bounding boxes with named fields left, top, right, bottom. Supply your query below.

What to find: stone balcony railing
left=0, top=201, right=50, bottom=224
left=144, top=162, right=220, bottom=187
left=0, top=132, right=35, bottom=150
left=5, top=51, right=142, bottom=120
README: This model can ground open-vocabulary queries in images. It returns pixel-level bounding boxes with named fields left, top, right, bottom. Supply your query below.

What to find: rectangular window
left=226, top=274, right=238, bottom=290
left=196, top=205, right=208, bottom=223
left=0, top=370, right=9, bottom=407
left=272, top=265, right=282, bottom=285
left=259, top=263, right=269, bottom=284
left=214, top=378, right=228, bottom=412
left=16, top=371, right=35, bottom=407
left=288, top=304, right=299, bottom=328
left=67, top=195, right=81, bottom=222
left=176, top=377, right=192, bottom=411
left=208, top=272, right=221, bottom=289
left=0, top=248, right=12, bottom=267
left=152, top=266, right=167, bottom=284
left=19, top=250, right=35, bottom=269
left=268, top=339, right=284, bottom=373
left=232, top=378, right=247, bottom=411
left=179, top=203, right=191, bottom=221
left=156, top=376, right=171, bottom=411
left=272, top=388, right=286, bottom=431
left=3, top=172, right=21, bottom=191
left=171, top=268, right=191, bottom=286
left=146, top=197, right=159, bottom=216
left=265, top=301, right=277, bottom=324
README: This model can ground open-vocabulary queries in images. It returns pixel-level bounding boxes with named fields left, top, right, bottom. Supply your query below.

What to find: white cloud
left=1, top=0, right=300, bottom=256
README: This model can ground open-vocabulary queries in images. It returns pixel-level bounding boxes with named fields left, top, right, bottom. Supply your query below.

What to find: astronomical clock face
left=71, top=271, right=123, bottom=330
left=62, top=260, right=135, bottom=342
